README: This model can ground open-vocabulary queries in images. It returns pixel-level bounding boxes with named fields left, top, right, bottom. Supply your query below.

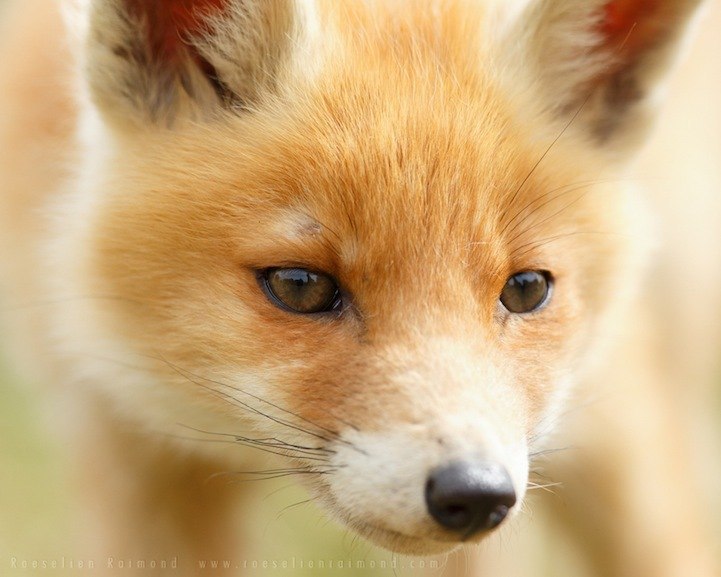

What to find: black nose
left=425, top=461, right=517, bottom=537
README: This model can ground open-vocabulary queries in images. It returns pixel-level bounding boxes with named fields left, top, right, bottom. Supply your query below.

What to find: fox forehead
left=127, top=92, right=526, bottom=251
left=95, top=0, right=619, bottom=331
left=111, top=61, right=583, bottom=294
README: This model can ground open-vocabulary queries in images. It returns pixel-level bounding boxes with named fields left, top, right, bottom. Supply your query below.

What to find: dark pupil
left=267, top=268, right=337, bottom=313
left=501, top=271, right=548, bottom=313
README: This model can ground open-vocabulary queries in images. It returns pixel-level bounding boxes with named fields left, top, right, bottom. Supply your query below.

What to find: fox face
left=58, top=0, right=700, bottom=554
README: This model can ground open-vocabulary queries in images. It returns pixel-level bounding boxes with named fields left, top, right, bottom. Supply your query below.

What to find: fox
left=0, top=0, right=719, bottom=575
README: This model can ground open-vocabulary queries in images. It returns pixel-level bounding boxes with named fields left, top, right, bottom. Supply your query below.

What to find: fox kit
left=0, top=0, right=718, bottom=575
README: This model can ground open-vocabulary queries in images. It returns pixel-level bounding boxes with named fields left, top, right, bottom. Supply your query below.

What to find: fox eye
left=262, top=268, right=341, bottom=314
left=500, top=271, right=552, bottom=314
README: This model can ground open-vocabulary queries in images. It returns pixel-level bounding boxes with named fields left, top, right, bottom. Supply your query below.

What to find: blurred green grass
left=0, top=352, right=74, bottom=572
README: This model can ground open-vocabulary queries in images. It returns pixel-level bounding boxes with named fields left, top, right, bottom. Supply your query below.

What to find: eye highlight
left=261, top=268, right=341, bottom=315
left=500, top=271, right=552, bottom=314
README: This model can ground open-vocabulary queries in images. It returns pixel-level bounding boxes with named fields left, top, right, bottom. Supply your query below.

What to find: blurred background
left=1, top=0, right=720, bottom=576
left=0, top=342, right=413, bottom=576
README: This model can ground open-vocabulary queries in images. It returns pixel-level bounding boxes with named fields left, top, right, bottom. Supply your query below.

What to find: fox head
left=61, top=0, right=702, bottom=554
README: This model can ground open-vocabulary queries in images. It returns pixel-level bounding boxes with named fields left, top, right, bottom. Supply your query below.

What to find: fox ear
left=84, top=0, right=305, bottom=127
left=515, top=0, right=703, bottom=150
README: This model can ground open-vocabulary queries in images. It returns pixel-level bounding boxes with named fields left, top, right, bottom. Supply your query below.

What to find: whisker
left=506, top=190, right=591, bottom=246
left=499, top=22, right=642, bottom=247
left=158, top=356, right=365, bottom=451
left=177, top=423, right=335, bottom=457
left=223, top=470, right=336, bottom=483
left=64, top=354, right=322, bottom=456
left=69, top=352, right=368, bottom=458
left=178, top=424, right=335, bottom=452
left=499, top=90, right=593, bottom=225
left=528, top=446, right=573, bottom=459
left=262, top=482, right=298, bottom=501
left=79, top=351, right=363, bottom=452
left=275, top=498, right=314, bottom=521
left=510, top=230, right=629, bottom=260
left=161, top=358, right=338, bottom=444
left=526, top=481, right=563, bottom=494
left=212, top=465, right=340, bottom=481
left=502, top=180, right=592, bottom=238
left=227, top=468, right=337, bottom=475
left=501, top=177, right=632, bottom=239
left=166, top=432, right=333, bottom=462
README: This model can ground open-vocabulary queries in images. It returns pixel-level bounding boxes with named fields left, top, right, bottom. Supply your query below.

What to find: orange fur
left=0, top=0, right=718, bottom=575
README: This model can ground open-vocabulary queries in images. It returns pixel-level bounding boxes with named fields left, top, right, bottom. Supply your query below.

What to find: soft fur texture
left=0, top=0, right=718, bottom=575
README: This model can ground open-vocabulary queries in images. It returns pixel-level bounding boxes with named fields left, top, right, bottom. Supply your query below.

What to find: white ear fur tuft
left=509, top=0, right=704, bottom=151
left=83, top=0, right=312, bottom=128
